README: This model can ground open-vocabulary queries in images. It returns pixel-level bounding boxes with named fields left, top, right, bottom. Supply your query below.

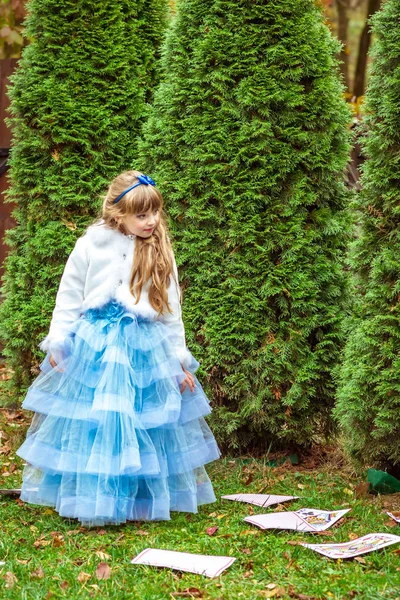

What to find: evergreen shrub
left=335, top=0, right=400, bottom=470
left=141, top=0, right=351, bottom=450
left=0, top=0, right=167, bottom=396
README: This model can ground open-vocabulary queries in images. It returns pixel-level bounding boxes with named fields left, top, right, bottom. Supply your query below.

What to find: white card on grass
left=131, top=548, right=235, bottom=578
left=387, top=512, right=400, bottom=524
left=221, top=493, right=298, bottom=508
left=244, top=508, right=350, bottom=532
left=300, top=533, right=400, bottom=559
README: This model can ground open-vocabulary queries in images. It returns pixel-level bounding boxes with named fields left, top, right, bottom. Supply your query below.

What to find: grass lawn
left=0, top=409, right=399, bottom=599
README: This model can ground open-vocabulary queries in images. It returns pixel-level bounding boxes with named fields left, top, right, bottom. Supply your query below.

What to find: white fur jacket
left=40, top=222, right=192, bottom=369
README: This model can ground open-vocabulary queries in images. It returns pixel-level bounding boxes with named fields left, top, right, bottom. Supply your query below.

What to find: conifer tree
left=141, top=0, right=351, bottom=449
left=335, top=0, right=400, bottom=470
left=0, top=0, right=167, bottom=395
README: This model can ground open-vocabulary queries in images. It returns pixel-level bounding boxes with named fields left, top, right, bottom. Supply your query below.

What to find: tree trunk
left=336, top=0, right=350, bottom=91
left=353, top=0, right=382, bottom=97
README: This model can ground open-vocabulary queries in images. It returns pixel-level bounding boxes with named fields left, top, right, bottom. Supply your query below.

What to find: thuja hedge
left=141, top=0, right=351, bottom=450
left=0, top=0, right=167, bottom=395
left=335, top=0, right=400, bottom=470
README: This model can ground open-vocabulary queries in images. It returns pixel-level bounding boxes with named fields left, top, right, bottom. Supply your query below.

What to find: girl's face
left=118, top=209, right=160, bottom=238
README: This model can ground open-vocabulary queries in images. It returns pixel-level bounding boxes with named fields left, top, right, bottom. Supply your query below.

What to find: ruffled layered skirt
left=17, top=301, right=220, bottom=526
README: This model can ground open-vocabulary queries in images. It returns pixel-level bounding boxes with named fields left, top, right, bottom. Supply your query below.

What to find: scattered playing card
left=221, top=493, right=298, bottom=508
left=300, top=533, right=400, bottom=559
left=387, top=512, right=400, bottom=524
left=245, top=508, right=350, bottom=532
left=131, top=548, right=235, bottom=578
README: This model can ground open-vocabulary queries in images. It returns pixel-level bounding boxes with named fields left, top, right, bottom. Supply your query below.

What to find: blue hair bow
left=113, top=174, right=156, bottom=204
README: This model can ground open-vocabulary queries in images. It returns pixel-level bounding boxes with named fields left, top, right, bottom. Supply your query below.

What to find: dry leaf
left=206, top=526, right=218, bottom=536
left=242, top=548, right=252, bottom=555
left=248, top=506, right=254, bottom=515
left=384, top=520, right=398, bottom=528
left=348, top=532, right=358, bottom=541
left=95, top=562, right=111, bottom=580
left=77, top=572, right=91, bottom=584
left=33, top=535, right=52, bottom=549
left=259, top=587, right=286, bottom=598
left=95, top=551, right=111, bottom=561
left=60, top=581, right=69, bottom=590
left=136, top=529, right=149, bottom=536
left=171, top=588, right=203, bottom=598
left=266, top=583, right=277, bottom=590
left=244, top=473, right=253, bottom=486
left=240, top=529, right=258, bottom=536
left=16, top=559, right=30, bottom=565
left=354, top=482, right=370, bottom=499
left=31, top=567, right=45, bottom=579
left=5, top=571, right=17, bottom=588
left=354, top=556, right=367, bottom=565
left=96, top=529, right=107, bottom=536
left=216, top=514, right=227, bottom=520
left=297, top=484, right=305, bottom=490
left=287, top=541, right=300, bottom=546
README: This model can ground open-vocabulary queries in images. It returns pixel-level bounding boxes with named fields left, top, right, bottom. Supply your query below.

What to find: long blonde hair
left=102, top=170, right=174, bottom=314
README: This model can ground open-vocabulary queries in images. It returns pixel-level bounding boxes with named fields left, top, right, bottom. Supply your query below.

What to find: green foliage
left=141, top=0, right=351, bottom=450
left=335, top=0, right=400, bottom=470
left=0, top=0, right=168, bottom=396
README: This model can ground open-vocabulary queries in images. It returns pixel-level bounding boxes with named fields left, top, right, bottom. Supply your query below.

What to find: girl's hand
left=180, top=368, right=196, bottom=393
left=49, top=355, right=64, bottom=373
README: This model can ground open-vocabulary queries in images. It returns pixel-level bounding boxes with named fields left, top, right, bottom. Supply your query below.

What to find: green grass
left=0, top=412, right=399, bottom=599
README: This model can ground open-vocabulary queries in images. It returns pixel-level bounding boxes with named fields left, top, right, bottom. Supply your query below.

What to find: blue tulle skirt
left=17, top=301, right=220, bottom=526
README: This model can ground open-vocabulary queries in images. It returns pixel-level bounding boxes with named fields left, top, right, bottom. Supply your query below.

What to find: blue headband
left=113, top=174, right=156, bottom=204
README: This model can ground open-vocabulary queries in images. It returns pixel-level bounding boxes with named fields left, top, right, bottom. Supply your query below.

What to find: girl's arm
left=160, top=253, right=192, bottom=370
left=40, top=235, right=88, bottom=355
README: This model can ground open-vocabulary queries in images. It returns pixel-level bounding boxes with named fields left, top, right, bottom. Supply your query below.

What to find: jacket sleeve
left=39, top=235, right=88, bottom=354
left=159, top=253, right=192, bottom=370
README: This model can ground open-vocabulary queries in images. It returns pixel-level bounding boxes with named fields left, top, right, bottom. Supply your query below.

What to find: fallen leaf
left=96, top=529, right=107, bottom=536
left=242, top=548, right=252, bottom=555
left=52, top=535, right=65, bottom=547
left=348, top=532, right=358, bottom=541
left=354, top=482, right=370, bottom=499
left=384, top=520, right=398, bottom=528
left=243, top=570, right=253, bottom=578
left=77, top=572, right=91, bottom=584
left=354, top=556, right=367, bottom=565
left=31, top=566, right=45, bottom=579
left=216, top=514, right=227, bottom=520
left=297, top=484, right=305, bottom=490
left=266, top=583, right=277, bottom=590
left=171, top=588, right=203, bottom=598
left=136, top=530, right=149, bottom=536
left=240, top=529, right=258, bottom=536
left=95, top=562, right=111, bottom=580
left=5, top=571, right=17, bottom=588
left=208, top=512, right=217, bottom=517
left=60, top=581, right=69, bottom=590
left=248, top=506, right=254, bottom=515
left=244, top=473, right=253, bottom=486
left=95, top=551, right=111, bottom=561
left=259, top=587, right=286, bottom=598
left=206, top=526, right=218, bottom=536
left=287, top=541, right=301, bottom=546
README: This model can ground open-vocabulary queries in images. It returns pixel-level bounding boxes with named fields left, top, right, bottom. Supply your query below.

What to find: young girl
left=16, top=170, right=220, bottom=526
